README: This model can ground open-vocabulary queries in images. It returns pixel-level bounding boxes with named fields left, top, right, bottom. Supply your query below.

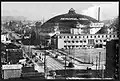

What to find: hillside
left=2, top=16, right=26, bottom=21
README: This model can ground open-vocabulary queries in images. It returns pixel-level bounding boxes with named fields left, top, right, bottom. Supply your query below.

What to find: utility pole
left=102, top=64, right=104, bottom=79
left=98, top=52, right=101, bottom=78
left=96, top=55, right=98, bottom=78
left=69, top=47, right=71, bottom=62
left=89, top=50, right=90, bottom=63
left=6, top=49, right=8, bottom=64
left=29, top=40, right=31, bottom=57
left=44, top=51, right=47, bottom=79
left=64, top=54, right=66, bottom=79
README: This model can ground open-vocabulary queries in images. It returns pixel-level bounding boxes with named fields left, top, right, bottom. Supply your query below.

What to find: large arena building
left=40, top=8, right=103, bottom=34
left=39, top=8, right=118, bottom=49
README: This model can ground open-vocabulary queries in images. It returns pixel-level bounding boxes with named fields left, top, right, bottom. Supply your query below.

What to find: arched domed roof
left=40, top=8, right=99, bottom=33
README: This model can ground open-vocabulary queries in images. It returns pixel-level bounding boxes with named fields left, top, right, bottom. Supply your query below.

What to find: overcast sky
left=1, top=2, right=119, bottom=21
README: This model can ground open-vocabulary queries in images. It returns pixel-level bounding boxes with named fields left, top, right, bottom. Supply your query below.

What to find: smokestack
left=98, top=7, right=100, bottom=22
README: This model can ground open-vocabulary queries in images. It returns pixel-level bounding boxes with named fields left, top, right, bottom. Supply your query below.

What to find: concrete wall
left=3, top=69, right=22, bottom=79
left=64, top=48, right=106, bottom=64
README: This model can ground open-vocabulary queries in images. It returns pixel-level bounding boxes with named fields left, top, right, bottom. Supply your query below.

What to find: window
left=76, top=41, right=78, bottom=43
left=102, top=35, right=104, bottom=38
left=72, top=41, right=74, bottom=43
left=76, top=46, right=78, bottom=47
left=84, top=40, right=86, bottom=43
left=79, top=36, right=81, bottom=38
left=68, top=46, right=70, bottom=48
left=104, top=40, right=106, bottom=42
left=94, top=36, right=96, bottom=38
left=64, top=36, right=66, bottom=38
left=68, top=41, right=70, bottom=43
left=59, top=36, right=62, bottom=39
left=109, top=35, right=111, bottom=37
left=75, top=36, right=77, bottom=38
left=87, top=36, right=88, bottom=38
left=106, top=35, right=107, bottom=38
left=64, top=41, right=67, bottom=43
left=67, top=36, right=69, bottom=38
left=100, top=40, right=102, bottom=42
left=80, top=41, right=82, bottom=43
left=83, top=36, right=84, bottom=38
left=71, top=36, right=73, bottom=38
left=91, top=36, right=92, bottom=38
left=113, top=35, right=115, bottom=37
left=6, top=38, right=8, bottom=41
left=96, top=40, right=98, bottom=42
left=98, top=35, right=100, bottom=38
left=64, top=46, right=67, bottom=47
left=72, top=46, right=74, bottom=48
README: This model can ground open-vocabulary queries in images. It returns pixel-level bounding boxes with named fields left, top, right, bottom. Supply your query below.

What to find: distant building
left=1, top=32, right=11, bottom=43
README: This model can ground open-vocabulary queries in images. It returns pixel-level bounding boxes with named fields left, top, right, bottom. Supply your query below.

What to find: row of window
left=64, top=45, right=88, bottom=48
left=59, top=34, right=118, bottom=39
left=95, top=40, right=106, bottom=42
left=64, top=40, right=87, bottom=43
left=64, top=40, right=106, bottom=43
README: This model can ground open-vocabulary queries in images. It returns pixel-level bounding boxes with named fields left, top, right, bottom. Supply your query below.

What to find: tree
left=30, top=30, right=36, bottom=45
left=35, top=21, right=42, bottom=27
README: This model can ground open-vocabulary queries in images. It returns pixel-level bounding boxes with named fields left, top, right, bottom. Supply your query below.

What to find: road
left=4, top=27, right=102, bottom=70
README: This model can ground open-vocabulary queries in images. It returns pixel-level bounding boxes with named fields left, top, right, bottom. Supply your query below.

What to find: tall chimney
left=98, top=7, right=100, bottom=22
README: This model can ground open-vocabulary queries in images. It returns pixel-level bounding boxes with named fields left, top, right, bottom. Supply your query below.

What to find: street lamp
left=28, top=39, right=31, bottom=57
left=96, top=55, right=98, bottom=78
left=6, top=49, right=9, bottom=64
left=44, top=51, right=47, bottom=79
left=99, top=52, right=101, bottom=69
left=64, top=55, right=66, bottom=79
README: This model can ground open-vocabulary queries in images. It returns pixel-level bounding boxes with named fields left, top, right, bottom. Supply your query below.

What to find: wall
left=3, top=69, right=22, bottom=79
left=63, top=48, right=106, bottom=64
left=57, top=34, right=118, bottom=49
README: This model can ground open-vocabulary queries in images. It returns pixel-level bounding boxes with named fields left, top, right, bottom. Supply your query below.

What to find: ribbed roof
left=41, top=8, right=99, bottom=28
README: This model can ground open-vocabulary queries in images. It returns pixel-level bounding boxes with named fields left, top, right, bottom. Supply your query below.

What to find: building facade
left=38, top=8, right=118, bottom=50
left=51, top=34, right=118, bottom=49
left=1, top=33, right=11, bottom=43
left=40, top=8, right=101, bottom=34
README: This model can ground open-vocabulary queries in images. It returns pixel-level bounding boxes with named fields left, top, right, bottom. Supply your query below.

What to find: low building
left=51, top=34, right=118, bottom=49
left=2, top=64, right=23, bottom=79
left=1, top=32, right=11, bottom=43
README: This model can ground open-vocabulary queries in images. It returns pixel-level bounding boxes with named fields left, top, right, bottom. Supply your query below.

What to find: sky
left=1, top=2, right=119, bottom=21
